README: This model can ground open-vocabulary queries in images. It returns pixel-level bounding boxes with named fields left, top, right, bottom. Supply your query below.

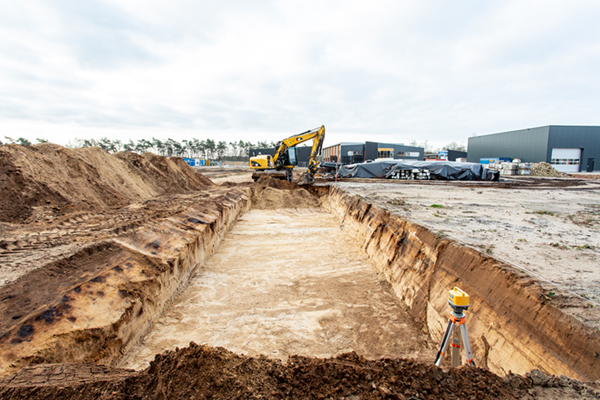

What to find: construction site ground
left=211, top=169, right=600, bottom=310
left=336, top=177, right=600, bottom=325
left=121, top=208, right=433, bottom=370
left=1, top=150, right=600, bottom=399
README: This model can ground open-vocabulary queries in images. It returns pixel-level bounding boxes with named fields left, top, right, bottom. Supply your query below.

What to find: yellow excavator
left=249, top=125, right=325, bottom=185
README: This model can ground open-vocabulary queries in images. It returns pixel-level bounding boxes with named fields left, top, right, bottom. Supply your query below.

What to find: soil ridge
left=1, top=344, right=599, bottom=399
left=0, top=144, right=213, bottom=223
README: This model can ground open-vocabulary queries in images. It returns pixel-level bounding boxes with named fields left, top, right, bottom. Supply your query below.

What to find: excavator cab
left=275, top=147, right=297, bottom=169
left=288, top=147, right=297, bottom=166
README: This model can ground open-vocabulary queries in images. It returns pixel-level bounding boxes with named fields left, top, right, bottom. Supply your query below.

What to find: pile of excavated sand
left=531, top=162, right=567, bottom=177
left=0, top=144, right=213, bottom=223
left=252, top=187, right=320, bottom=209
left=251, top=176, right=320, bottom=209
left=253, top=175, right=298, bottom=190
left=2, top=345, right=598, bottom=399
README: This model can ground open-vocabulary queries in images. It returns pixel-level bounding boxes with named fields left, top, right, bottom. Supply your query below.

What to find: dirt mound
left=3, top=344, right=597, bottom=399
left=115, top=151, right=213, bottom=189
left=0, top=144, right=213, bottom=223
left=252, top=187, right=321, bottom=209
left=250, top=175, right=322, bottom=209
left=0, top=344, right=525, bottom=399
left=530, top=162, right=567, bottom=177
left=254, top=175, right=299, bottom=190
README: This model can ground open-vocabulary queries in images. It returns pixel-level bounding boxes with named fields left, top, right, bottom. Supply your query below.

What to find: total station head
left=448, top=286, right=470, bottom=314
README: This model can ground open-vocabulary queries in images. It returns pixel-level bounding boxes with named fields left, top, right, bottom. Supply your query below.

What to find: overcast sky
left=1, top=1, right=599, bottom=149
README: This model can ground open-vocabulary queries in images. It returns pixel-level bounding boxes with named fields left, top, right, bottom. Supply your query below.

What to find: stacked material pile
left=486, top=162, right=531, bottom=176
left=518, top=163, right=531, bottom=175
left=531, top=162, right=567, bottom=177
left=500, top=163, right=518, bottom=176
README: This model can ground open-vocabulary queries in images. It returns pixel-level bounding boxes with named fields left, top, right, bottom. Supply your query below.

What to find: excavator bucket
left=297, top=172, right=315, bottom=186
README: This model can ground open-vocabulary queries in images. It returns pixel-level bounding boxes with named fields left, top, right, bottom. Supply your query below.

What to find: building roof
left=323, top=141, right=413, bottom=149
left=322, top=142, right=364, bottom=149
left=473, top=125, right=600, bottom=139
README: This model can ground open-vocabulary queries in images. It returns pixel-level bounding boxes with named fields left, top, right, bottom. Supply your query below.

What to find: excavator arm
left=272, top=126, right=325, bottom=171
left=297, top=126, right=325, bottom=185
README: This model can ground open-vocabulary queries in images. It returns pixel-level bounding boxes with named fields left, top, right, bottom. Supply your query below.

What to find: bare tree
left=442, top=142, right=467, bottom=152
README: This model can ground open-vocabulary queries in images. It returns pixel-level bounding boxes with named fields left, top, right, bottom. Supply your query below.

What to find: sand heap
left=0, top=144, right=213, bottom=223
left=0, top=344, right=550, bottom=399
left=2, top=345, right=598, bottom=399
left=530, top=162, right=567, bottom=177
left=251, top=175, right=320, bottom=209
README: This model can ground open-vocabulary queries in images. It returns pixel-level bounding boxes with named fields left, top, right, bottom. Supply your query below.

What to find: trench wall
left=329, top=186, right=600, bottom=381
left=3, top=183, right=599, bottom=381
left=0, top=189, right=251, bottom=375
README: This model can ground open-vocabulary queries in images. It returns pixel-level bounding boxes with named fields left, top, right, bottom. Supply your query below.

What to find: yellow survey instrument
left=448, top=286, right=470, bottom=308
left=435, top=286, right=476, bottom=367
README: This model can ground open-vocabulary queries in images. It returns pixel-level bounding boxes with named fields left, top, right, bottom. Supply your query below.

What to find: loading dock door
left=550, top=148, right=581, bottom=173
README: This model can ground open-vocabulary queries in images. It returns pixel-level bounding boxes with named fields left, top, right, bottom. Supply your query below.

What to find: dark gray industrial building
left=323, top=141, right=424, bottom=164
left=467, top=125, right=600, bottom=172
left=426, top=150, right=468, bottom=161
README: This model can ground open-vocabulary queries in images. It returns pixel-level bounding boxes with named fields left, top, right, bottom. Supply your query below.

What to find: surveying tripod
left=434, top=287, right=476, bottom=367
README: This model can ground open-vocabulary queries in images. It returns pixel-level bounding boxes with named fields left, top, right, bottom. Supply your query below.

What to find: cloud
left=0, top=1, right=599, bottom=148
left=48, top=1, right=160, bottom=69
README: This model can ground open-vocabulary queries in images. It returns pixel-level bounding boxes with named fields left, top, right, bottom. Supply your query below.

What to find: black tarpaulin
left=335, top=160, right=499, bottom=181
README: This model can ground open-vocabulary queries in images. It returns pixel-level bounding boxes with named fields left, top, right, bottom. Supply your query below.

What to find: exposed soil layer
left=2, top=345, right=599, bottom=400
left=0, top=187, right=251, bottom=376
left=0, top=144, right=212, bottom=223
left=327, top=185, right=600, bottom=381
left=122, top=208, right=433, bottom=370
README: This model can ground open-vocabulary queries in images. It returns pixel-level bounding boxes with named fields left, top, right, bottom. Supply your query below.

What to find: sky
left=1, top=1, right=599, bottom=150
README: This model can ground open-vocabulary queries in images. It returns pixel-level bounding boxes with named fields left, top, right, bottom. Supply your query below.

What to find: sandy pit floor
left=122, top=207, right=434, bottom=370
left=211, top=173, right=254, bottom=184
left=195, top=167, right=254, bottom=184
left=335, top=177, right=600, bottom=327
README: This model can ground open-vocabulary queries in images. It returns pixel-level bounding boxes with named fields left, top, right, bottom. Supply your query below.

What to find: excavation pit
left=121, top=207, right=433, bottom=370
left=1, top=165, right=600, bottom=397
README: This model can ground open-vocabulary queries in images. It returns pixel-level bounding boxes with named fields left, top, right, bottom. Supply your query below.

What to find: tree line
left=2, top=135, right=467, bottom=158
left=2, top=137, right=48, bottom=146
left=2, top=136, right=278, bottom=160
left=409, top=140, right=467, bottom=153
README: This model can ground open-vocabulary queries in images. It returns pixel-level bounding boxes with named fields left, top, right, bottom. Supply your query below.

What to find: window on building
left=377, top=149, right=393, bottom=158
left=551, top=158, right=580, bottom=165
left=397, top=151, right=420, bottom=157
